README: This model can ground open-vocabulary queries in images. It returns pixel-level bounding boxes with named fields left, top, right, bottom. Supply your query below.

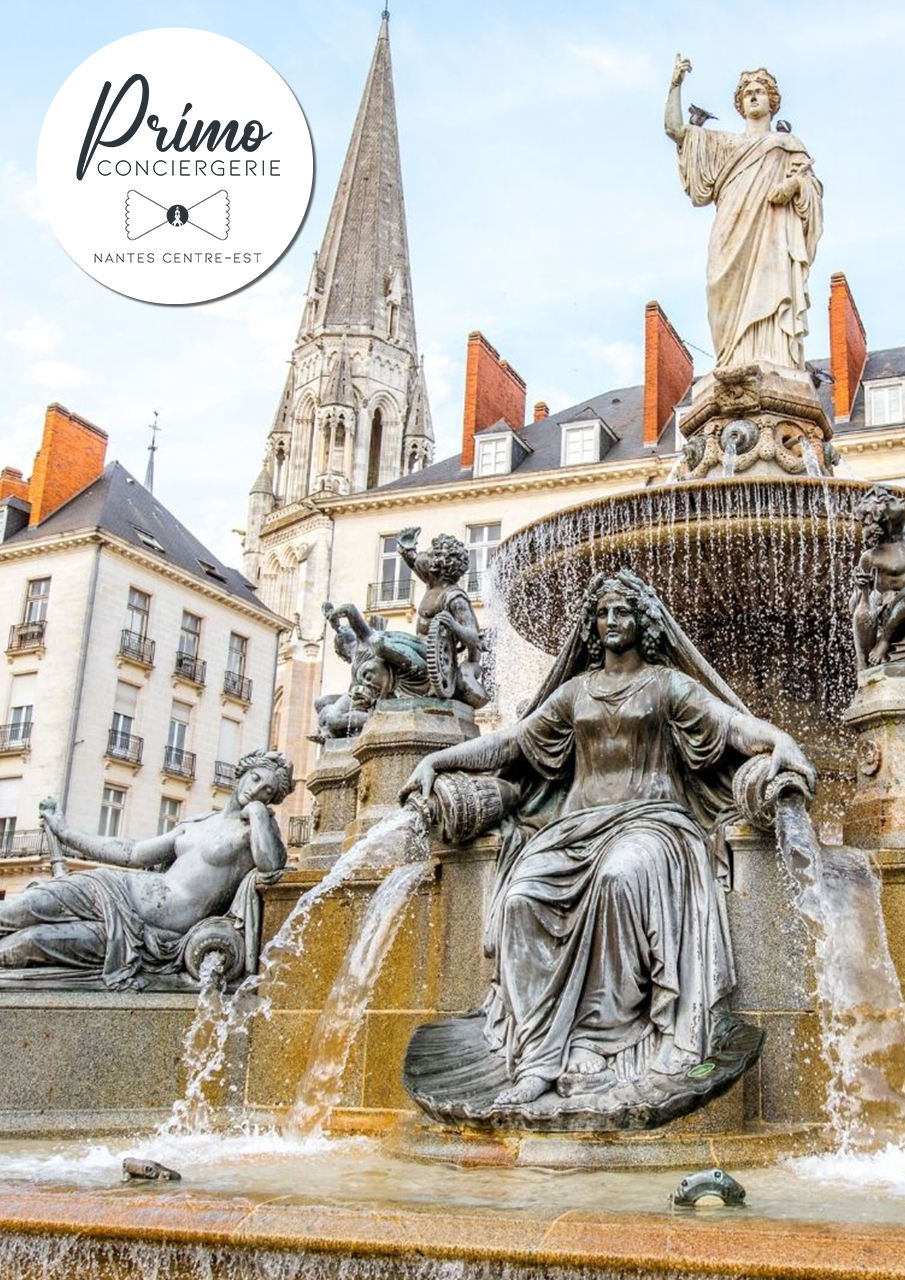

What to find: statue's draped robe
left=679, top=127, right=823, bottom=370
left=482, top=666, right=737, bottom=1085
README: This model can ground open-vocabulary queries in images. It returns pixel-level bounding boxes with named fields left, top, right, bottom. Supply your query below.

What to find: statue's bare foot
left=492, top=1075, right=549, bottom=1107
left=565, top=1047, right=608, bottom=1075
left=557, top=1048, right=616, bottom=1097
left=869, top=641, right=890, bottom=666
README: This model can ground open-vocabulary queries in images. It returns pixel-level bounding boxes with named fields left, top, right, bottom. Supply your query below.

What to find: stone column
left=843, top=666, right=905, bottom=988
left=302, top=738, right=360, bottom=869
left=344, top=697, right=478, bottom=849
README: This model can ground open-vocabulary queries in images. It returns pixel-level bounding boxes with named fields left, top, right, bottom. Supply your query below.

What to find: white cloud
left=2, top=162, right=47, bottom=226
left=3, top=315, right=63, bottom=356
left=568, top=42, right=654, bottom=89
left=568, top=338, right=643, bottom=388
left=22, top=360, right=87, bottom=389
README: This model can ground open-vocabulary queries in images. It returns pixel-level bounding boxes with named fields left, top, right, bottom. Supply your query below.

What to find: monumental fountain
left=0, top=53, right=904, bottom=1280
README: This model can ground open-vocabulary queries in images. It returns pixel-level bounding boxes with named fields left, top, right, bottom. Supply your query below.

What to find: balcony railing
left=0, top=722, right=32, bottom=753
left=163, top=745, right=196, bottom=780
left=174, top=651, right=207, bottom=686
left=0, top=829, right=48, bottom=859
left=213, top=760, right=237, bottom=790
left=223, top=669, right=252, bottom=703
left=120, top=629, right=155, bottom=667
left=106, top=728, right=143, bottom=765
left=366, top=579, right=415, bottom=612
left=7, top=620, right=47, bottom=653
left=288, top=815, right=313, bottom=847
left=466, top=570, right=489, bottom=600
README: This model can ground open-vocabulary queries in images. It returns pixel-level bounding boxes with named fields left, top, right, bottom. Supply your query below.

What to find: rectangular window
left=376, top=535, right=413, bottom=604
left=475, top=437, right=510, bottom=477
left=867, top=382, right=905, bottom=427
left=98, top=785, right=126, bottom=837
left=217, top=716, right=240, bottom=764
left=126, top=587, right=151, bottom=637
left=158, top=796, right=182, bottom=835
left=23, top=578, right=50, bottom=625
left=168, top=699, right=192, bottom=752
left=179, top=611, right=202, bottom=660
left=227, top=632, right=248, bottom=677
left=8, top=673, right=35, bottom=743
left=0, top=777, right=21, bottom=852
left=111, top=680, right=139, bottom=742
left=467, top=522, right=502, bottom=595
left=562, top=423, right=600, bottom=466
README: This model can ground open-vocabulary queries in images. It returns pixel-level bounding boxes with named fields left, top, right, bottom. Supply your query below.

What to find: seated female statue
left=401, top=570, right=815, bottom=1119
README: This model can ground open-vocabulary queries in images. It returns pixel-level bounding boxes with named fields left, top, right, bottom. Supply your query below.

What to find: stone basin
left=0, top=1132, right=905, bottom=1278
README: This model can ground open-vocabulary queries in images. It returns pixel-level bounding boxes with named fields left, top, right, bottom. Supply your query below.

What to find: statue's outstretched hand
left=39, top=797, right=64, bottom=835
left=396, top=526, right=421, bottom=551
left=671, top=54, right=692, bottom=88
left=399, top=760, right=436, bottom=804
left=768, top=736, right=817, bottom=799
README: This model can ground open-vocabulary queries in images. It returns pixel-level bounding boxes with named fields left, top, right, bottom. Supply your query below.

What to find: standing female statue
left=665, top=57, right=823, bottom=372
left=401, top=572, right=815, bottom=1125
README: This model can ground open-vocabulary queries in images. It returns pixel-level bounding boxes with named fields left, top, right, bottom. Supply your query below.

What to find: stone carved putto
left=851, top=485, right=905, bottom=669
left=397, top=528, right=490, bottom=708
left=0, top=751, right=296, bottom=991
left=401, top=571, right=815, bottom=1130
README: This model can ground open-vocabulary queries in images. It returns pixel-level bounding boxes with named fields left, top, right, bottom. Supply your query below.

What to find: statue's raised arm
left=664, top=53, right=691, bottom=144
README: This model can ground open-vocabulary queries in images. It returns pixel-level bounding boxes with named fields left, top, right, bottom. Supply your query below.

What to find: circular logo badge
left=37, top=28, right=314, bottom=305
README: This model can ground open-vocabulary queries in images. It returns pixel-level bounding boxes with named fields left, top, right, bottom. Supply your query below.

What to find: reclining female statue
left=401, top=570, right=815, bottom=1124
left=0, top=749, right=294, bottom=990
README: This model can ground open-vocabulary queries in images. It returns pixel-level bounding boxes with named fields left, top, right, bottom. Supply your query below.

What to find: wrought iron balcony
left=163, top=745, right=196, bottom=780
left=466, top=570, right=488, bottom=600
left=0, top=828, right=48, bottom=859
left=106, top=728, right=143, bottom=765
left=0, top=721, right=32, bottom=753
left=287, top=815, right=313, bottom=847
left=174, top=650, right=207, bottom=686
left=213, top=760, right=237, bottom=790
left=223, top=669, right=252, bottom=703
left=7, top=620, right=47, bottom=653
left=119, top=629, right=155, bottom=667
left=366, top=578, right=415, bottom=611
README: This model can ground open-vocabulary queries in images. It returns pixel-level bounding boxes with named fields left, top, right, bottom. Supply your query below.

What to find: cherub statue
left=851, top=485, right=905, bottom=668
left=396, top=528, right=489, bottom=709
left=313, top=600, right=430, bottom=741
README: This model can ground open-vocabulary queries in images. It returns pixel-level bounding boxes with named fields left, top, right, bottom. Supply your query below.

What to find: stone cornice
left=835, top=428, right=905, bottom=456
left=0, top=529, right=291, bottom=631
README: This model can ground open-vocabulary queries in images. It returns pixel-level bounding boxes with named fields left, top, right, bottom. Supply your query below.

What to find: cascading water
left=289, top=822, right=432, bottom=1136
left=163, top=808, right=421, bottom=1137
left=722, top=435, right=738, bottom=477
left=774, top=793, right=905, bottom=1148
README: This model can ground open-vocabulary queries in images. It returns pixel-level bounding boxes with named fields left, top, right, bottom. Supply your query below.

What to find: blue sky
left=3, top=1, right=905, bottom=564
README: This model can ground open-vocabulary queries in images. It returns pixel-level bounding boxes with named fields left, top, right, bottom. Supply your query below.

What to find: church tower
left=245, top=12, right=432, bottom=577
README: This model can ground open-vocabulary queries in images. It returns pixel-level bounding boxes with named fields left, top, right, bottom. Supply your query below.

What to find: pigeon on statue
left=688, top=103, right=717, bottom=126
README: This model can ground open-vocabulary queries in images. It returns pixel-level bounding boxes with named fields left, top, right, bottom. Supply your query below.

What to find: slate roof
left=7, top=462, right=271, bottom=613
left=376, top=346, right=905, bottom=493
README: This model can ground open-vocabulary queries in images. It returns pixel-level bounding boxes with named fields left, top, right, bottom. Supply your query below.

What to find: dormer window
left=474, top=435, right=511, bottom=477
left=866, top=380, right=904, bottom=427
left=561, top=421, right=600, bottom=466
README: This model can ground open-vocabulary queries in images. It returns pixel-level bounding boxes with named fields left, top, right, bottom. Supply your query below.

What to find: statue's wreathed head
left=733, top=68, right=781, bottom=119
left=236, top=749, right=296, bottom=804
left=854, top=484, right=905, bottom=548
left=426, top=534, right=470, bottom=585
left=579, top=569, right=667, bottom=666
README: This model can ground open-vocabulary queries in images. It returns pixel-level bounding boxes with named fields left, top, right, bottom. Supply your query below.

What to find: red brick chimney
left=0, top=468, right=29, bottom=503
left=28, top=403, right=108, bottom=526
left=533, top=400, right=550, bottom=422
left=643, top=302, right=693, bottom=446
left=462, top=331, right=527, bottom=468
left=828, top=272, right=867, bottom=421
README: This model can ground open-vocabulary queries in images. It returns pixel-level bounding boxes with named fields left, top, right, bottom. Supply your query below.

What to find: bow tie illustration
left=125, top=189, right=230, bottom=241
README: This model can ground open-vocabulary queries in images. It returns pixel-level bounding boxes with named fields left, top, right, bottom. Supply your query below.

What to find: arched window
left=388, top=304, right=399, bottom=340
left=330, top=418, right=346, bottom=474
left=367, top=408, right=383, bottom=489
left=273, top=442, right=287, bottom=499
